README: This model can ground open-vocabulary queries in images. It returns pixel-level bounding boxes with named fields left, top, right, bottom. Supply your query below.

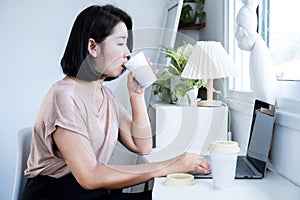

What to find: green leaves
left=161, top=44, right=194, bottom=75
left=153, top=71, right=172, bottom=94
left=180, top=4, right=194, bottom=24
left=153, top=44, right=206, bottom=105
left=196, top=11, right=206, bottom=22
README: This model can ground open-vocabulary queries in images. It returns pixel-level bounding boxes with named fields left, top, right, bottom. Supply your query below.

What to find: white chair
left=12, top=127, right=32, bottom=200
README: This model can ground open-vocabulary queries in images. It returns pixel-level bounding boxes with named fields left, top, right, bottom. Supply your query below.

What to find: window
left=229, top=0, right=251, bottom=91
left=269, top=0, right=300, bottom=80
left=230, top=0, right=300, bottom=92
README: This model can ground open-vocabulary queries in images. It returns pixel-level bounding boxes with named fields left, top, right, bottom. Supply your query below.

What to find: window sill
left=226, top=82, right=300, bottom=132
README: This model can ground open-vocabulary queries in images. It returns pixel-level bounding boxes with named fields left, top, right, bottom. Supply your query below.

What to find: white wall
left=198, top=0, right=225, bottom=44
left=0, top=0, right=167, bottom=199
left=269, top=83, right=300, bottom=187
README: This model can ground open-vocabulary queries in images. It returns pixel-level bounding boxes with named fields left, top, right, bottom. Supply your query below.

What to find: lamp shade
left=181, top=41, right=239, bottom=80
left=181, top=41, right=238, bottom=107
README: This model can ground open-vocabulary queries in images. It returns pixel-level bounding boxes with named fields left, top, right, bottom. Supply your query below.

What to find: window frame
left=225, top=0, right=300, bottom=109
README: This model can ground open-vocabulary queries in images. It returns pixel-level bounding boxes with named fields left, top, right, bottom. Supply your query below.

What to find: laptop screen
left=246, top=99, right=275, bottom=174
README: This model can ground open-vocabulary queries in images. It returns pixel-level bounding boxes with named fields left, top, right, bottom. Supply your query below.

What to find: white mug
left=124, top=52, right=157, bottom=88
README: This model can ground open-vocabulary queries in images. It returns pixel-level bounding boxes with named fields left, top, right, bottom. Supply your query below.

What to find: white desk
left=153, top=171, right=300, bottom=200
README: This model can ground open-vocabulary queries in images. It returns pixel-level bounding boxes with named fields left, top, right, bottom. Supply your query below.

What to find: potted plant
left=180, top=0, right=206, bottom=25
left=153, top=43, right=206, bottom=105
left=180, top=3, right=196, bottom=25
left=195, top=0, right=206, bottom=24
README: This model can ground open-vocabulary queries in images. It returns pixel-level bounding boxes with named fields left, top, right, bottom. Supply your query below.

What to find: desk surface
left=153, top=171, right=300, bottom=200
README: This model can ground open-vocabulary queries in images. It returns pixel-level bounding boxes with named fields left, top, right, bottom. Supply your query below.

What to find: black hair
left=60, top=5, right=133, bottom=81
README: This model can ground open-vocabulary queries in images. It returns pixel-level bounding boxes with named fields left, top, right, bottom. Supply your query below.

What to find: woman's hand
left=162, top=152, right=211, bottom=175
left=127, top=57, right=155, bottom=97
left=122, top=57, right=154, bottom=154
left=127, top=70, right=144, bottom=96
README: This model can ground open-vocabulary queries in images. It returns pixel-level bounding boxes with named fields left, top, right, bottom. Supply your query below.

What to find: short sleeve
left=52, top=89, right=87, bottom=134
left=44, top=87, right=89, bottom=156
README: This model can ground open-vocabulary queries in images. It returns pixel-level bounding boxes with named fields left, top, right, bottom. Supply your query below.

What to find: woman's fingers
left=127, top=71, right=144, bottom=95
left=146, top=57, right=159, bottom=75
left=186, top=154, right=211, bottom=174
left=195, top=165, right=211, bottom=174
left=146, top=57, right=153, bottom=66
left=197, top=156, right=211, bottom=174
left=128, top=70, right=135, bottom=80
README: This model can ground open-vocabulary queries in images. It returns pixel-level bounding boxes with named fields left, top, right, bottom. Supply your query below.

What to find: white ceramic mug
left=124, top=52, right=157, bottom=88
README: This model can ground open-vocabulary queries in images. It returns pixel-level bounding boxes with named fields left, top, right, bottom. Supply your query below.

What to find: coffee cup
left=209, top=140, right=240, bottom=189
left=124, top=52, right=157, bottom=88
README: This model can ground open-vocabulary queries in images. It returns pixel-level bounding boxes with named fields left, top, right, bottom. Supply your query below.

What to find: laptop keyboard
left=236, top=157, right=256, bottom=176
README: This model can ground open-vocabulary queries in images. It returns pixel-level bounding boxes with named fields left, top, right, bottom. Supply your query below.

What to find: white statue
left=235, top=0, right=277, bottom=105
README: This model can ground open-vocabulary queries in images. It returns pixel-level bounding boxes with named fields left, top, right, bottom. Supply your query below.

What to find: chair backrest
left=12, top=127, right=32, bottom=200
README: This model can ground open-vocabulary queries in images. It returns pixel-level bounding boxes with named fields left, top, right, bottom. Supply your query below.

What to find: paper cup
left=124, top=52, right=157, bottom=88
left=209, top=140, right=240, bottom=189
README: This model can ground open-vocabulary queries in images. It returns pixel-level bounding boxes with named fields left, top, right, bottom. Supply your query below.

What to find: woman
left=22, top=5, right=211, bottom=200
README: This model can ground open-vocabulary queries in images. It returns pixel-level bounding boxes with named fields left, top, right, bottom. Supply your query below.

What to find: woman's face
left=94, top=22, right=130, bottom=78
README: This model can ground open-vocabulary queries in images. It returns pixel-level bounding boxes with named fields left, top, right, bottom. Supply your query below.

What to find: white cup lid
left=164, top=173, right=195, bottom=187
left=209, top=140, right=240, bottom=153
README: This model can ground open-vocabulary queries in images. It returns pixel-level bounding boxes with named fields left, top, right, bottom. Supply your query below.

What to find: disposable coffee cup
left=209, top=140, right=240, bottom=189
left=124, top=52, right=157, bottom=88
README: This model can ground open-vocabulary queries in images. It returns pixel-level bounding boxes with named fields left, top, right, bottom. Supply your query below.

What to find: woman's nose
left=124, top=50, right=131, bottom=60
left=123, top=45, right=131, bottom=59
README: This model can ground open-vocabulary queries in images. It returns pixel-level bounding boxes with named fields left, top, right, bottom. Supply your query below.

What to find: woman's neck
left=63, top=76, right=104, bottom=93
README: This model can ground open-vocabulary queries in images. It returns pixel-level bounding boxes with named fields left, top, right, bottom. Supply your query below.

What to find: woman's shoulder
left=52, top=78, right=76, bottom=92
left=47, top=79, right=76, bottom=103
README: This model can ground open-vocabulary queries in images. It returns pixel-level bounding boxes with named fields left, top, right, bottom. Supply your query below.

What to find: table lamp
left=181, top=41, right=239, bottom=106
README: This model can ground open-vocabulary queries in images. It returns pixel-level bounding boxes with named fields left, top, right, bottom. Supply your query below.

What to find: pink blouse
left=25, top=79, right=129, bottom=178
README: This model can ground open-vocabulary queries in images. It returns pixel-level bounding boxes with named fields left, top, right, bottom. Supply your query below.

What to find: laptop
left=192, top=99, right=276, bottom=179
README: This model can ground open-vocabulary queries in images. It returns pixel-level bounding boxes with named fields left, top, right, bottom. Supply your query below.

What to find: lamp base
left=197, top=100, right=222, bottom=107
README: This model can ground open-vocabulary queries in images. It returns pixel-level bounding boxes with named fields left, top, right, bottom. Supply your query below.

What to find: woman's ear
left=88, top=38, right=98, bottom=57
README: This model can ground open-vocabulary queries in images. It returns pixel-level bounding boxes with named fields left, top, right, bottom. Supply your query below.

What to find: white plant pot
left=170, top=75, right=198, bottom=106
left=183, top=2, right=198, bottom=22
left=177, top=88, right=198, bottom=106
